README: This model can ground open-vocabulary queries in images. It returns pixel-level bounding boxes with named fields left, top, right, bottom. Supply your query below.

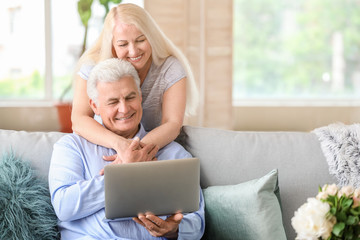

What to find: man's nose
left=117, top=101, right=129, bottom=113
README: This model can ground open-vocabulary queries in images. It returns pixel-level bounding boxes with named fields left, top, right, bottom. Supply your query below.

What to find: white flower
left=324, top=184, right=338, bottom=196
left=353, top=188, right=360, bottom=207
left=338, top=185, right=354, bottom=198
left=317, top=184, right=338, bottom=200
left=291, top=198, right=335, bottom=240
left=354, top=188, right=360, bottom=198
left=316, top=191, right=328, bottom=201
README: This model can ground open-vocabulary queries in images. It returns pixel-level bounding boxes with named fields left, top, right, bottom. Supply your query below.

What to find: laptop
left=104, top=157, right=200, bottom=220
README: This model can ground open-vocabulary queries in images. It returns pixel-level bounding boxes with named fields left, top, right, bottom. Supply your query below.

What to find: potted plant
left=56, top=0, right=121, bottom=133
left=55, top=85, right=73, bottom=133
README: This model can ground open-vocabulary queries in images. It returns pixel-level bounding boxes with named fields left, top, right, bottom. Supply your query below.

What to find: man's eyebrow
left=126, top=91, right=137, bottom=97
left=106, top=97, right=118, bottom=102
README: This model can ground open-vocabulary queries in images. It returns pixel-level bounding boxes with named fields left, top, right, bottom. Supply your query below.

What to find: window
left=0, top=1, right=46, bottom=100
left=0, top=0, right=143, bottom=104
left=51, top=0, right=105, bottom=101
left=233, top=0, right=360, bottom=103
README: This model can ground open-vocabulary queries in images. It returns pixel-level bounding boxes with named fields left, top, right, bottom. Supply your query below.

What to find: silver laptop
left=104, top=157, right=200, bottom=220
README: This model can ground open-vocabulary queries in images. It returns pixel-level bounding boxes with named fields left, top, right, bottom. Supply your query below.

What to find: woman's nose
left=128, top=43, right=138, bottom=56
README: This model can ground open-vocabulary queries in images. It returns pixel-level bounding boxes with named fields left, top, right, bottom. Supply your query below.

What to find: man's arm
left=177, top=190, right=205, bottom=239
left=48, top=136, right=105, bottom=222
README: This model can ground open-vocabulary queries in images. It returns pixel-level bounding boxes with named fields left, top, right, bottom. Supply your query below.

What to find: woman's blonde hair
left=77, top=3, right=198, bottom=115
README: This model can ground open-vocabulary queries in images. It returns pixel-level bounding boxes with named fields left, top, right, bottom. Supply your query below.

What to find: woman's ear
left=89, top=99, right=100, bottom=115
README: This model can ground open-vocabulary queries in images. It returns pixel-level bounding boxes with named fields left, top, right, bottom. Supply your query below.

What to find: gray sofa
left=0, top=125, right=335, bottom=239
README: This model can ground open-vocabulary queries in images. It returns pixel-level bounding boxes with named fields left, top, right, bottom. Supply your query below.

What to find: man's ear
left=90, top=99, right=100, bottom=115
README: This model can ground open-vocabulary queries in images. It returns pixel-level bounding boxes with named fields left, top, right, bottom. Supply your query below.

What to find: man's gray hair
left=87, top=58, right=141, bottom=104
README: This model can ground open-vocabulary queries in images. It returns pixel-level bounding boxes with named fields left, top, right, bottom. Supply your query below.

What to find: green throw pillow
left=0, top=152, right=60, bottom=240
left=202, top=169, right=286, bottom=240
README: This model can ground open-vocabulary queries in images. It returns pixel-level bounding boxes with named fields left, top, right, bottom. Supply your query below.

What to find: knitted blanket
left=313, top=123, right=360, bottom=188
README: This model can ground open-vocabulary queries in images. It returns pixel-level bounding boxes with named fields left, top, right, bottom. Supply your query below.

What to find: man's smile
left=115, top=112, right=136, bottom=121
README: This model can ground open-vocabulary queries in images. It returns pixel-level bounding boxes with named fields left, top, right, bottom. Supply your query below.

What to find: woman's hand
left=99, top=137, right=159, bottom=175
left=102, top=138, right=135, bottom=162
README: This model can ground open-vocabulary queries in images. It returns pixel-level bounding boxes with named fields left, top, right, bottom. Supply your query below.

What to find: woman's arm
left=71, top=75, right=130, bottom=152
left=140, top=78, right=186, bottom=148
left=72, top=74, right=157, bottom=168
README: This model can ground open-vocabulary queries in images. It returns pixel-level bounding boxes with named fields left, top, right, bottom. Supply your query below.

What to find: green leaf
left=327, top=195, right=337, bottom=206
left=77, top=0, right=93, bottom=27
left=351, top=207, right=360, bottom=216
left=330, top=206, right=337, bottom=215
left=333, top=222, right=345, bottom=237
left=344, top=228, right=354, bottom=239
left=337, top=211, right=347, bottom=222
left=347, top=215, right=359, bottom=226
left=350, top=226, right=360, bottom=240
left=99, top=0, right=122, bottom=4
left=342, top=198, right=354, bottom=209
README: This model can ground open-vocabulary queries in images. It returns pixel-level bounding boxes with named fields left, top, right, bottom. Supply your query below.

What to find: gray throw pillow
left=313, top=123, right=360, bottom=187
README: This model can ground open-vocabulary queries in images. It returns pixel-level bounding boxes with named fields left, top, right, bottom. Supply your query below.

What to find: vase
left=55, top=103, right=72, bottom=133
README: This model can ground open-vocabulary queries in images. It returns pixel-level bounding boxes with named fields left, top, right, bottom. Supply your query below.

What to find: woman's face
left=112, top=23, right=152, bottom=75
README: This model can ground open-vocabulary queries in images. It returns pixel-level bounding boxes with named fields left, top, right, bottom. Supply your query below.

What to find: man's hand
left=133, top=213, right=183, bottom=239
left=99, top=137, right=159, bottom=175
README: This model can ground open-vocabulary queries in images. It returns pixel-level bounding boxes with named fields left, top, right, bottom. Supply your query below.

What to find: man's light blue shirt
left=49, top=124, right=205, bottom=240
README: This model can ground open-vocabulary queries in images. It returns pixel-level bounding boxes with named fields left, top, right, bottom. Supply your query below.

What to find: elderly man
left=48, top=58, right=205, bottom=240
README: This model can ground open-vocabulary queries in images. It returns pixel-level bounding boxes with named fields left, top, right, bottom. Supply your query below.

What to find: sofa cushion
left=202, top=169, right=286, bottom=240
left=178, top=125, right=336, bottom=239
left=0, top=152, right=60, bottom=240
left=313, top=123, right=360, bottom=188
left=0, top=129, right=65, bottom=180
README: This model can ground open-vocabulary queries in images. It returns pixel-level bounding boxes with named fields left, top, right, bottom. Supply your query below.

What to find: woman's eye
left=118, top=43, right=128, bottom=47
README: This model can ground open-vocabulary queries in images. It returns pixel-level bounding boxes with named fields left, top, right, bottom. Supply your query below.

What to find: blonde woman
left=71, top=3, right=198, bottom=164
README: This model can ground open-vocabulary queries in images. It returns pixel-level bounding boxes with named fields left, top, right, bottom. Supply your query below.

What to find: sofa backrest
left=0, top=127, right=335, bottom=239
left=0, top=129, right=65, bottom=180
left=177, top=125, right=336, bottom=239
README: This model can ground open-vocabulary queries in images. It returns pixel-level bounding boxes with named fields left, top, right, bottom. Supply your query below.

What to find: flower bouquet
left=291, top=184, right=360, bottom=240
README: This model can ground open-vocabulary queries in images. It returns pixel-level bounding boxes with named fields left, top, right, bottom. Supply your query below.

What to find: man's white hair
left=87, top=58, right=141, bottom=104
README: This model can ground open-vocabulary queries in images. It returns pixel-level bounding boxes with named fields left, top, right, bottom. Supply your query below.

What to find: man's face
left=90, top=76, right=142, bottom=138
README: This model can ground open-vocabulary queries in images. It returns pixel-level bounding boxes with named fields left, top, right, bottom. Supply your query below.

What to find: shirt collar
left=132, top=124, right=147, bottom=140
